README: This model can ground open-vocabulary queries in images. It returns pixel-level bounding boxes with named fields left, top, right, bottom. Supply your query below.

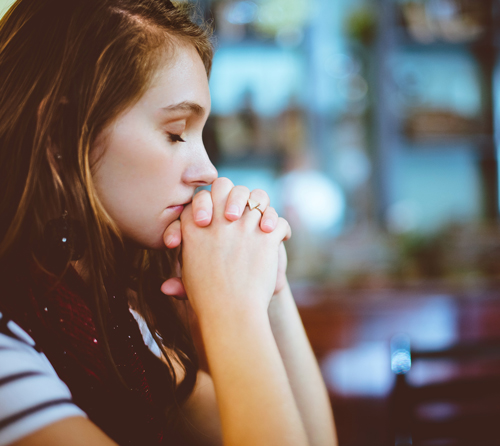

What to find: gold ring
left=247, top=199, right=264, bottom=216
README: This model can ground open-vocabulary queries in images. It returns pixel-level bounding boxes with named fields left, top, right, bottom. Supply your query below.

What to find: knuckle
left=266, top=206, right=278, bottom=216
left=199, top=195, right=213, bottom=206
left=251, top=188, right=267, bottom=197
left=278, top=217, right=290, bottom=229
left=234, top=185, right=250, bottom=195
left=193, top=189, right=211, bottom=202
left=214, top=177, right=233, bottom=188
left=251, top=189, right=270, bottom=205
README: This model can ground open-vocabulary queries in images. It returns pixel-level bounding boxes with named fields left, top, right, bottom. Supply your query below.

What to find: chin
left=123, top=231, right=166, bottom=251
left=141, top=236, right=168, bottom=251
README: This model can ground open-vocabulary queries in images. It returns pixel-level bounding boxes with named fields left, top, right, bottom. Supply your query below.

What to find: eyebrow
left=161, top=101, right=205, bottom=116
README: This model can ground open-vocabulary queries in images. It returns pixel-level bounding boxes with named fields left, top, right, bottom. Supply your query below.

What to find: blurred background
left=193, top=0, right=500, bottom=290
left=3, top=0, right=500, bottom=444
left=189, top=0, right=500, bottom=444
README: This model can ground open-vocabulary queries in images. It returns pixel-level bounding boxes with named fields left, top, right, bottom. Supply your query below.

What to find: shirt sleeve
left=129, top=308, right=163, bottom=359
left=0, top=317, right=86, bottom=446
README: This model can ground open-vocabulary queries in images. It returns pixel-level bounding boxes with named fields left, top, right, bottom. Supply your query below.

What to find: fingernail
left=262, top=219, right=274, bottom=230
left=165, top=236, right=174, bottom=247
left=227, top=204, right=240, bottom=216
left=195, top=210, right=209, bottom=222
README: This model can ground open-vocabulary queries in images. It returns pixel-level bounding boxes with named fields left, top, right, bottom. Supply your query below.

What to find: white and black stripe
left=0, top=312, right=86, bottom=446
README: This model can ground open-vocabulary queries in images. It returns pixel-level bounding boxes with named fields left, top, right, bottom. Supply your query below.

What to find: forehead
left=141, top=43, right=211, bottom=111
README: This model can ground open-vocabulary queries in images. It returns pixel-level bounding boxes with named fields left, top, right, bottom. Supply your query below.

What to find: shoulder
left=0, top=311, right=86, bottom=446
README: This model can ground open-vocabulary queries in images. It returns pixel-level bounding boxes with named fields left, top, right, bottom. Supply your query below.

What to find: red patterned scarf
left=1, top=265, right=185, bottom=445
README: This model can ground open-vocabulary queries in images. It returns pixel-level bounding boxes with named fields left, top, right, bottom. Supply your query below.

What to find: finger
left=192, top=189, right=213, bottom=226
left=260, top=206, right=278, bottom=233
left=210, top=177, right=234, bottom=221
left=243, top=188, right=271, bottom=226
left=180, top=203, right=195, bottom=228
left=160, top=277, right=187, bottom=300
left=274, top=242, right=288, bottom=295
left=224, top=185, right=250, bottom=221
left=163, top=220, right=182, bottom=248
left=273, top=217, right=292, bottom=242
left=249, top=188, right=270, bottom=211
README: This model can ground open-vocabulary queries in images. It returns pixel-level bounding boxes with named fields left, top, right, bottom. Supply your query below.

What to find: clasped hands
left=160, top=178, right=291, bottom=309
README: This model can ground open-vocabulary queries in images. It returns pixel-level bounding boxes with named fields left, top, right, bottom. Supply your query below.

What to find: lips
left=167, top=204, right=184, bottom=213
left=167, top=199, right=192, bottom=214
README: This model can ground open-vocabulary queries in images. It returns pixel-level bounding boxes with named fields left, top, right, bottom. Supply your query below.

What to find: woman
left=0, top=0, right=337, bottom=445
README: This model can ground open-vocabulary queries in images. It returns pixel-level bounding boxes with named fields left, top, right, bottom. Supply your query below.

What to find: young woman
left=0, top=0, right=337, bottom=445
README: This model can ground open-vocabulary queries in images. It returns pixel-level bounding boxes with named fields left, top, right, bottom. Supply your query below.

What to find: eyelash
left=168, top=133, right=186, bottom=143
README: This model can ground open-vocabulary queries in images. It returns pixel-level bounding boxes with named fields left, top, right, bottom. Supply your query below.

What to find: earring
left=43, top=210, right=86, bottom=266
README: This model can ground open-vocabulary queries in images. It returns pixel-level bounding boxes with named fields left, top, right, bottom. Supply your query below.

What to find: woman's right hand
left=178, top=177, right=291, bottom=319
left=175, top=180, right=308, bottom=446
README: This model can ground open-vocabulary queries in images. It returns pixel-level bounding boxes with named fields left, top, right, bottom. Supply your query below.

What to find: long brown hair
left=0, top=0, right=212, bottom=414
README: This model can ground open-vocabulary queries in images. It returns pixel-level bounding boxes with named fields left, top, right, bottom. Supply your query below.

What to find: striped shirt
left=0, top=311, right=86, bottom=446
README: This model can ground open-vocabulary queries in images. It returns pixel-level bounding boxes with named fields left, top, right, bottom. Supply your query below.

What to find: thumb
left=163, top=219, right=182, bottom=249
left=160, top=277, right=188, bottom=300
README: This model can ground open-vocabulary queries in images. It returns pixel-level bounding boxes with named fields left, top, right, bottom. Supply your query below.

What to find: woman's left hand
left=161, top=184, right=290, bottom=298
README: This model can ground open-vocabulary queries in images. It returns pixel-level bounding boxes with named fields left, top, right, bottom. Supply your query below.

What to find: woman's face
left=91, top=43, right=217, bottom=249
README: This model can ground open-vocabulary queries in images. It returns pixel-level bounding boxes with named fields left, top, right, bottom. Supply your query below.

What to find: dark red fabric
left=1, top=266, right=175, bottom=445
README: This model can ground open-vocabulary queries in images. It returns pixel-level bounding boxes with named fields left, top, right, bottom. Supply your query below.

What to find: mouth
left=168, top=205, right=184, bottom=212
left=167, top=199, right=192, bottom=214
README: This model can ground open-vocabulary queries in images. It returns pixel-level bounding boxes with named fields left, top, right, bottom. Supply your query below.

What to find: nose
left=182, top=142, right=218, bottom=187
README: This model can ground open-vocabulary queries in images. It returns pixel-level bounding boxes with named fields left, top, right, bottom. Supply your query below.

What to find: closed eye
left=168, top=133, right=186, bottom=143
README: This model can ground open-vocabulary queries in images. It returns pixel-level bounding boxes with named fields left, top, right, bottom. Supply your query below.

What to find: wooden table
left=293, top=284, right=500, bottom=446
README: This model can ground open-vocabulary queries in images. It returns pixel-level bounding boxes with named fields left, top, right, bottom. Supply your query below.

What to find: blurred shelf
left=394, top=27, right=497, bottom=53
left=401, top=134, right=494, bottom=150
left=374, top=0, right=500, bottom=221
left=403, top=111, right=487, bottom=140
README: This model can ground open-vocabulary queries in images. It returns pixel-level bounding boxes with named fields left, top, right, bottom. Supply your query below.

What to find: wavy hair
left=0, top=0, right=213, bottom=418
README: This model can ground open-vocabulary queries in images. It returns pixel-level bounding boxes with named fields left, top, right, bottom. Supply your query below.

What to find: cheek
left=93, top=131, right=183, bottom=221
left=89, top=116, right=186, bottom=248
left=97, top=126, right=157, bottom=186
